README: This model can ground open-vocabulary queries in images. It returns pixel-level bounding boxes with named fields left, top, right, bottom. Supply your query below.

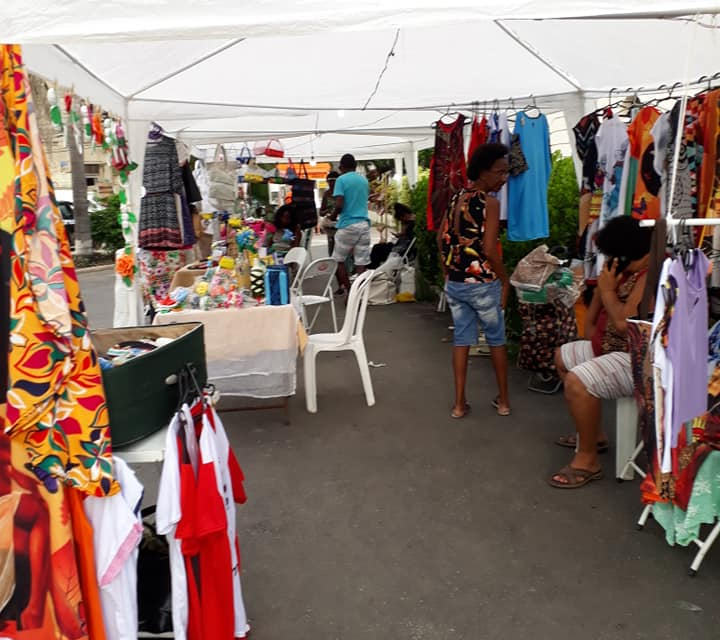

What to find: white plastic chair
left=282, top=246, right=308, bottom=292
left=304, top=269, right=377, bottom=413
left=296, top=257, right=338, bottom=333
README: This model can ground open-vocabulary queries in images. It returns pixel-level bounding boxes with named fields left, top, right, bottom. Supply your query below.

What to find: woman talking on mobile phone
left=549, top=216, right=653, bottom=489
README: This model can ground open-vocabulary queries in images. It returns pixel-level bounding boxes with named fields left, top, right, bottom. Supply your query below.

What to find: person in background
left=320, top=170, right=340, bottom=256
left=329, top=154, right=370, bottom=293
left=391, top=202, right=416, bottom=259
left=549, top=216, right=651, bottom=489
left=438, top=143, right=511, bottom=419
left=369, top=202, right=416, bottom=269
left=266, top=203, right=300, bottom=255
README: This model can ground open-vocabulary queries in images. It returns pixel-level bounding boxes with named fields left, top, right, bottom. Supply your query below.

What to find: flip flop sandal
left=547, top=465, right=603, bottom=489
left=555, top=434, right=609, bottom=453
left=491, top=396, right=511, bottom=417
left=451, top=403, right=471, bottom=419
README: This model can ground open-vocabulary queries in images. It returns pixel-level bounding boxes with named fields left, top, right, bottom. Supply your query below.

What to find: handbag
left=508, top=133, right=529, bottom=176
left=289, top=162, right=318, bottom=230
left=626, top=219, right=666, bottom=495
left=285, top=162, right=298, bottom=182
left=253, top=138, right=285, bottom=158
left=236, top=145, right=253, bottom=165
left=243, top=160, right=266, bottom=184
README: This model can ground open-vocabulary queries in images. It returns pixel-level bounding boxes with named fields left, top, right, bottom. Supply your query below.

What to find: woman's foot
left=548, top=464, right=603, bottom=489
left=555, top=434, right=609, bottom=453
left=451, top=403, right=471, bottom=419
left=491, top=396, right=511, bottom=416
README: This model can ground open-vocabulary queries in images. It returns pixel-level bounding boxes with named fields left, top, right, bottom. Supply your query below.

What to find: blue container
left=264, top=264, right=290, bottom=305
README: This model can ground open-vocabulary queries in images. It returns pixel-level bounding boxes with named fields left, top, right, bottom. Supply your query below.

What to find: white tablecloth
left=154, top=305, right=302, bottom=398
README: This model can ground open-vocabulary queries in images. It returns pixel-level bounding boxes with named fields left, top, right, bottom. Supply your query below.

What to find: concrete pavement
left=78, top=267, right=720, bottom=640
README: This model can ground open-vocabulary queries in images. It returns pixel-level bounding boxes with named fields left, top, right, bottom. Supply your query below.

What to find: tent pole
left=494, top=21, right=583, bottom=92
left=119, top=115, right=151, bottom=326
left=113, top=99, right=144, bottom=327
left=128, top=38, right=245, bottom=99
left=403, top=144, right=419, bottom=189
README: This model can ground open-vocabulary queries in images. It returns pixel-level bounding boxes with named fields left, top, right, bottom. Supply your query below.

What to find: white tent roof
left=6, top=3, right=720, bottom=157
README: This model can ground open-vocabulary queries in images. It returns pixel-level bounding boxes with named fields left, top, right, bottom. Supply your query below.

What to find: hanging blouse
left=595, top=115, right=629, bottom=226
left=625, top=106, right=662, bottom=219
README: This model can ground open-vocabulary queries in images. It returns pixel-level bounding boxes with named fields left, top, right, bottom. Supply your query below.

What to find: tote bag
left=290, top=162, right=318, bottom=230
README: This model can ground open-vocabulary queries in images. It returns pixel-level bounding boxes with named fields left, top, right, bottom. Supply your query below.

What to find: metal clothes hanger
left=522, top=94, right=540, bottom=117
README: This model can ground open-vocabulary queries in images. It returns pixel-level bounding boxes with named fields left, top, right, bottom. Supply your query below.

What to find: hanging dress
left=426, top=115, right=466, bottom=231
left=507, top=111, right=551, bottom=241
left=139, top=134, right=185, bottom=249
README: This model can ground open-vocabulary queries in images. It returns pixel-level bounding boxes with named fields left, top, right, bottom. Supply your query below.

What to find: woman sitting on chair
left=549, top=216, right=652, bottom=489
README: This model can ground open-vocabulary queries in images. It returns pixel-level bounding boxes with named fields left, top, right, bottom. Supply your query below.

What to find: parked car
left=57, top=200, right=75, bottom=245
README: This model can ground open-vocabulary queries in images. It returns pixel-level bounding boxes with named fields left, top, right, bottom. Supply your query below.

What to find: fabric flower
left=115, top=253, right=135, bottom=279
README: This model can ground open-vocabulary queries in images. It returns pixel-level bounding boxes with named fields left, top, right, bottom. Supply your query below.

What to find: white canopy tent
left=2, top=2, right=719, bottom=324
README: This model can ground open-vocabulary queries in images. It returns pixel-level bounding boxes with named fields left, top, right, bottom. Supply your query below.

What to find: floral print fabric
left=0, top=44, right=116, bottom=497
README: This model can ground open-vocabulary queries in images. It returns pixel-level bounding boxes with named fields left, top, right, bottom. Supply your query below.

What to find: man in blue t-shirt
left=329, top=153, right=370, bottom=293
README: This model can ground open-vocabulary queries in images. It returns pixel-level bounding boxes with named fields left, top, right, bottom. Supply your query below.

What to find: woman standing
left=438, top=143, right=511, bottom=418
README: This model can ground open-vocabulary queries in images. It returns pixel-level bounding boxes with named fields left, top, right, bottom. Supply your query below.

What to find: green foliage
left=397, top=176, right=411, bottom=207
left=418, top=148, right=433, bottom=169
left=90, top=194, right=124, bottom=252
left=408, top=170, right=442, bottom=300
left=248, top=181, right=269, bottom=204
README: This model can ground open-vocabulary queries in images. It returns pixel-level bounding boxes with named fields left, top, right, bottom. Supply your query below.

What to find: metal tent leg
left=689, top=519, right=720, bottom=577
left=636, top=504, right=653, bottom=531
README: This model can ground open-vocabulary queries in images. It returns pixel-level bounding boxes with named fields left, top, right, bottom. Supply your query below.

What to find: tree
left=29, top=75, right=92, bottom=255
left=68, top=96, right=92, bottom=256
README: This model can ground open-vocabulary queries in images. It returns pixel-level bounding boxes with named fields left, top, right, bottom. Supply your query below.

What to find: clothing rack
left=587, top=72, right=720, bottom=99
left=632, top=217, right=720, bottom=575
left=639, top=218, right=720, bottom=227
left=636, top=504, right=720, bottom=577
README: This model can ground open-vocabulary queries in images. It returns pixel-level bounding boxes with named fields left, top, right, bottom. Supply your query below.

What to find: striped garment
left=561, top=340, right=633, bottom=399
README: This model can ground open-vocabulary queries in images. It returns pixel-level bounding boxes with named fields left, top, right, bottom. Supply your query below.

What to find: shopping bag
left=290, top=162, right=318, bottom=230
left=510, top=244, right=564, bottom=292
left=137, top=506, right=173, bottom=634
left=368, top=272, right=396, bottom=305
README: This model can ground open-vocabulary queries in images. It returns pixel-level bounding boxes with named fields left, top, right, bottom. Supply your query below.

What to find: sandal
left=491, top=396, right=511, bottom=417
left=547, top=465, right=603, bottom=489
left=451, top=403, right=471, bottom=419
left=555, top=434, right=609, bottom=453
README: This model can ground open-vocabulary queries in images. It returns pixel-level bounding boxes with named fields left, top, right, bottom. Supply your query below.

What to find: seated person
left=265, top=204, right=300, bottom=255
left=391, top=202, right=416, bottom=259
left=549, top=216, right=652, bottom=489
left=369, top=203, right=417, bottom=269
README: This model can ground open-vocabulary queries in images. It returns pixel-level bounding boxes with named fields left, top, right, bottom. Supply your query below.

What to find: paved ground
left=78, top=267, right=720, bottom=640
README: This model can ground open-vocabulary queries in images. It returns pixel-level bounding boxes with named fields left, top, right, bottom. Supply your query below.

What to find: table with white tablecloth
left=153, top=304, right=305, bottom=399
